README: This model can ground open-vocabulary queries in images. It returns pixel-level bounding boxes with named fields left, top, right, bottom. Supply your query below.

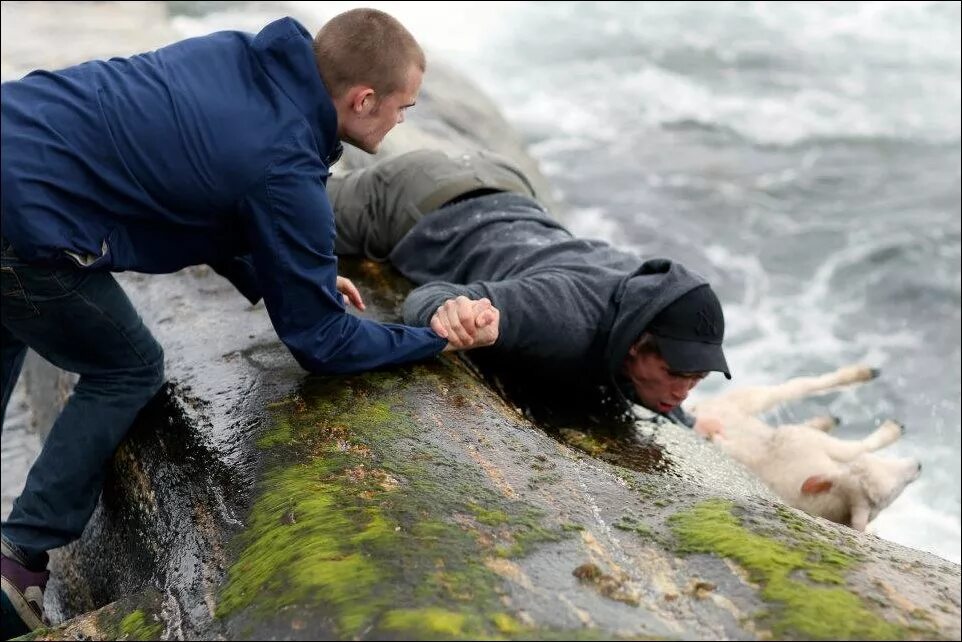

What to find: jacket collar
left=251, top=17, right=339, bottom=161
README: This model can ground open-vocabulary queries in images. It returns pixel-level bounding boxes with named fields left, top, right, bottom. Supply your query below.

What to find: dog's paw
left=835, top=364, right=881, bottom=386
left=838, top=364, right=879, bottom=384
left=878, top=419, right=904, bottom=441
left=806, top=415, right=840, bottom=432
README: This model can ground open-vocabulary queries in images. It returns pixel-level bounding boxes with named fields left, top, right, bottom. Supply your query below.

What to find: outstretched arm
left=403, top=281, right=491, bottom=328
left=242, top=132, right=445, bottom=374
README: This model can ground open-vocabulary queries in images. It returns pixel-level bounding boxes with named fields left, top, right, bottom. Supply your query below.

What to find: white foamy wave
left=183, top=1, right=960, bottom=146
left=506, top=60, right=959, bottom=146
left=702, top=243, right=854, bottom=382
left=502, top=87, right=622, bottom=146
left=752, top=1, right=961, bottom=68
left=437, top=1, right=960, bottom=145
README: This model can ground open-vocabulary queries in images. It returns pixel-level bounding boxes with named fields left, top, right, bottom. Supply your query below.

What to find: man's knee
left=472, top=150, right=537, bottom=200
left=131, top=337, right=165, bottom=400
left=362, top=148, right=535, bottom=207
left=147, top=349, right=165, bottom=396
left=402, top=149, right=537, bottom=213
left=146, top=343, right=165, bottom=393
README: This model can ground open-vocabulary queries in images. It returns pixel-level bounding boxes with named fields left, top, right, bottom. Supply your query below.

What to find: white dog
left=689, top=365, right=922, bottom=531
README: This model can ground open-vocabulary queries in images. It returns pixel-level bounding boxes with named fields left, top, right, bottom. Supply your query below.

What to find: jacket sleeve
left=242, top=135, right=446, bottom=375
left=402, top=281, right=490, bottom=327
left=209, top=255, right=262, bottom=305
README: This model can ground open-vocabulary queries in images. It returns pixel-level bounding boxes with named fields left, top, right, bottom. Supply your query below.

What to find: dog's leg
left=819, top=420, right=905, bottom=462
left=849, top=502, right=871, bottom=532
left=723, top=365, right=880, bottom=416
left=859, top=419, right=904, bottom=452
left=772, top=365, right=879, bottom=404
left=801, top=415, right=840, bottom=433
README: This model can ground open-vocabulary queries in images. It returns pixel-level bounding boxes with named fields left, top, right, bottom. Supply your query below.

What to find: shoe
left=1, top=540, right=48, bottom=640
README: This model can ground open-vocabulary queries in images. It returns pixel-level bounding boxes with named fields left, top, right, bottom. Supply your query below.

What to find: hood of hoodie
left=251, top=17, right=341, bottom=164
left=602, top=258, right=710, bottom=385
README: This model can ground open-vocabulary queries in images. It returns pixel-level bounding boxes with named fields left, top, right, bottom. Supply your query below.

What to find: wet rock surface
left=4, top=3, right=960, bottom=640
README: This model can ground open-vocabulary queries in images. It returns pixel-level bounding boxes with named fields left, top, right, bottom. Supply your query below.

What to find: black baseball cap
left=648, top=285, right=731, bottom=379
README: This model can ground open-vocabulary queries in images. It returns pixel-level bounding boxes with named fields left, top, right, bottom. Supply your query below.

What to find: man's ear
left=801, top=474, right=833, bottom=495
left=345, top=86, right=376, bottom=114
left=621, top=344, right=637, bottom=375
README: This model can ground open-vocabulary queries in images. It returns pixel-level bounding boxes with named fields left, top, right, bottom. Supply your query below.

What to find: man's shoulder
left=266, top=121, right=332, bottom=170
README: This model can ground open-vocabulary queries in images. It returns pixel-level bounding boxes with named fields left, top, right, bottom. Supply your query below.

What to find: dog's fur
left=689, top=365, right=922, bottom=531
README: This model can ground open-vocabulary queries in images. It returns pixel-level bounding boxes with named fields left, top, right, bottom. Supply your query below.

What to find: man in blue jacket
left=0, top=11, right=495, bottom=637
left=328, top=149, right=732, bottom=429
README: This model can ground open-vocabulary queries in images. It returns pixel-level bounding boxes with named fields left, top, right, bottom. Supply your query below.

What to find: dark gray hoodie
left=392, top=192, right=709, bottom=421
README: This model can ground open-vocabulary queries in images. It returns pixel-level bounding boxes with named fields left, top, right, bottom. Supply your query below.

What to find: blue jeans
left=1, top=238, right=164, bottom=570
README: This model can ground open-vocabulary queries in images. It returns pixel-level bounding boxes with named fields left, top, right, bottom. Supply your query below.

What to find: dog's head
left=801, top=454, right=922, bottom=530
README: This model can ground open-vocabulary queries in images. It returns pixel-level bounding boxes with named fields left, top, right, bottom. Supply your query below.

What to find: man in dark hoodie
left=0, top=11, right=497, bottom=638
left=327, top=149, right=732, bottom=428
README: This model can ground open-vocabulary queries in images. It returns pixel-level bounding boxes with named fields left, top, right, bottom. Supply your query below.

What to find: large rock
left=4, top=3, right=959, bottom=640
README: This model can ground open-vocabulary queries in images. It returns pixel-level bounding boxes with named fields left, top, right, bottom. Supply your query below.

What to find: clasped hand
left=431, top=296, right=500, bottom=352
left=336, top=277, right=498, bottom=352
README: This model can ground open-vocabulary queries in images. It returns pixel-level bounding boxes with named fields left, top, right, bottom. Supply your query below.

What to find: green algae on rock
left=669, top=499, right=905, bottom=640
left=217, top=364, right=571, bottom=639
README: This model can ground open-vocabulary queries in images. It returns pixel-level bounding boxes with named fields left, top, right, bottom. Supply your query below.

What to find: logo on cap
left=697, top=308, right=719, bottom=338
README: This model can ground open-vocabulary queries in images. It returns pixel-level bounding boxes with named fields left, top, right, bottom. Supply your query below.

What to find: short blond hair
left=313, top=8, right=426, bottom=99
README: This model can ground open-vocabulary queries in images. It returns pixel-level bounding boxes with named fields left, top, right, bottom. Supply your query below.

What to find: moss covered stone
left=613, top=514, right=652, bottom=537
left=118, top=610, right=163, bottom=640
left=216, top=366, right=572, bottom=639
left=669, top=499, right=906, bottom=640
left=11, top=594, right=165, bottom=641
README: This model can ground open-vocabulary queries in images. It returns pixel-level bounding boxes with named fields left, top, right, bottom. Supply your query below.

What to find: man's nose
left=671, top=379, right=699, bottom=401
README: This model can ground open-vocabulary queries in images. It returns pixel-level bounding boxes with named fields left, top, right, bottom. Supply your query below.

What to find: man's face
left=341, top=65, right=422, bottom=154
left=622, top=348, right=706, bottom=414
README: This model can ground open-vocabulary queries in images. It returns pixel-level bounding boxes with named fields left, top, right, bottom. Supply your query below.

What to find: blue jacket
left=1, top=17, right=446, bottom=374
